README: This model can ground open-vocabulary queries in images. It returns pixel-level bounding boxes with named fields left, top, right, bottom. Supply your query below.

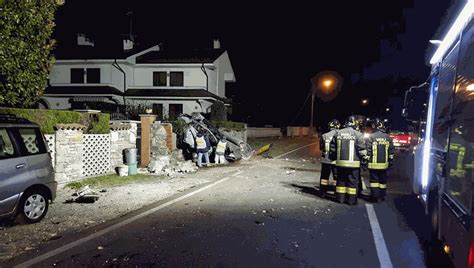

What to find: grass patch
left=65, top=174, right=163, bottom=189
left=248, top=137, right=317, bottom=157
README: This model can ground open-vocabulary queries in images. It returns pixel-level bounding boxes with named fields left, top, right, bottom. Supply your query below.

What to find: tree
left=210, top=101, right=227, bottom=121
left=0, top=0, right=62, bottom=107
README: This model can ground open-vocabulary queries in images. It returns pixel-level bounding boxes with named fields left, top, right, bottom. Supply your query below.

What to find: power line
left=288, top=90, right=311, bottom=127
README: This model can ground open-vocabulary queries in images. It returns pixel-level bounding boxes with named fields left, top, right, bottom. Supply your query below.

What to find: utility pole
left=309, top=87, right=316, bottom=139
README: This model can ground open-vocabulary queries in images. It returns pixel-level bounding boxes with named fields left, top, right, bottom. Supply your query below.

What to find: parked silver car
left=0, top=114, right=57, bottom=224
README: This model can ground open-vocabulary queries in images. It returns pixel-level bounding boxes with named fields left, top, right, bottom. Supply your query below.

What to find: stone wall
left=110, top=122, right=138, bottom=170
left=54, top=126, right=84, bottom=183
left=247, top=127, right=281, bottom=138
left=45, top=123, right=137, bottom=183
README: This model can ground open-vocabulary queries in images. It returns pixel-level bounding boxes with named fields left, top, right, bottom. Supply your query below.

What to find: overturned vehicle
left=177, top=113, right=252, bottom=162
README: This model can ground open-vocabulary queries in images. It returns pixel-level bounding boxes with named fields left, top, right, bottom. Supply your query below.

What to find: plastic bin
left=118, top=165, right=128, bottom=177
left=128, top=163, right=138, bottom=175
left=124, top=148, right=138, bottom=164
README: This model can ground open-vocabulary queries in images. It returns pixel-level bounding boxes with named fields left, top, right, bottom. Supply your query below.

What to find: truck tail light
left=469, top=241, right=474, bottom=267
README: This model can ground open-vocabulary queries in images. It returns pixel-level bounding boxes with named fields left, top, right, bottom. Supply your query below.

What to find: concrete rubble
left=148, top=149, right=198, bottom=176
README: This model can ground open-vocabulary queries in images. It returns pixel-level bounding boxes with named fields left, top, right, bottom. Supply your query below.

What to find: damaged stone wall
left=150, top=122, right=171, bottom=159
left=54, top=126, right=85, bottom=183
left=110, top=122, right=138, bottom=170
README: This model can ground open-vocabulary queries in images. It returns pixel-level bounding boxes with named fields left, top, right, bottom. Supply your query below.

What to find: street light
left=361, top=98, right=369, bottom=106
left=309, top=72, right=340, bottom=139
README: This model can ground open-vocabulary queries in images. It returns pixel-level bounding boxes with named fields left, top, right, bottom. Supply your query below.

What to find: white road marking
left=274, top=141, right=319, bottom=159
left=366, top=204, right=393, bottom=268
left=15, top=175, right=233, bottom=268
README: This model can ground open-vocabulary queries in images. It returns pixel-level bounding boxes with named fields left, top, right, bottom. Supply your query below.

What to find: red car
left=389, top=131, right=413, bottom=151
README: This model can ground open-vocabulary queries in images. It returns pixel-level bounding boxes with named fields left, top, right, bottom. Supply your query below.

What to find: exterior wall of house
left=49, top=61, right=133, bottom=92
left=126, top=99, right=213, bottom=117
left=214, top=51, right=235, bottom=98
left=131, top=65, right=215, bottom=91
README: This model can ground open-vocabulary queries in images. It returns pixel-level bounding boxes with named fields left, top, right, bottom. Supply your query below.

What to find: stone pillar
left=140, top=115, right=157, bottom=168
left=150, top=122, right=168, bottom=160
left=54, top=124, right=85, bottom=183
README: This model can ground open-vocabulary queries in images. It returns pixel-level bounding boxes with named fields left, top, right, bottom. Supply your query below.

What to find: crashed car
left=177, top=113, right=252, bottom=162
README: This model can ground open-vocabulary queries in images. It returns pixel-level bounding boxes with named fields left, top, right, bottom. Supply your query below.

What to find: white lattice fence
left=82, top=134, right=111, bottom=177
left=44, top=134, right=55, bottom=168
left=21, top=134, right=39, bottom=154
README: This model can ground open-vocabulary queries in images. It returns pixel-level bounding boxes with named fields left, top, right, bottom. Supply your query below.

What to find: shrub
left=210, top=101, right=227, bottom=121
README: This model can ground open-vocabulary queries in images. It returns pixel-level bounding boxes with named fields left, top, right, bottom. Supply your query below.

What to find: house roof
left=125, top=88, right=229, bottom=103
left=44, top=86, right=123, bottom=95
left=136, top=49, right=226, bottom=64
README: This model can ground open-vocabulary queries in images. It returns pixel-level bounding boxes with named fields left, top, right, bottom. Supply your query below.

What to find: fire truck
left=403, top=1, right=474, bottom=267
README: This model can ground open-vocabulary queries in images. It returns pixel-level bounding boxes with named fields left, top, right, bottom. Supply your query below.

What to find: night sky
left=52, top=0, right=451, bottom=127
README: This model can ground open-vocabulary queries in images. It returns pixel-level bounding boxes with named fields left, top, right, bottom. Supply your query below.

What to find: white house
left=42, top=36, right=236, bottom=119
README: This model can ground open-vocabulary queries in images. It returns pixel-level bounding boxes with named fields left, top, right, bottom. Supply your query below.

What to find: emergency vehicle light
left=430, top=0, right=474, bottom=64
left=421, top=76, right=438, bottom=191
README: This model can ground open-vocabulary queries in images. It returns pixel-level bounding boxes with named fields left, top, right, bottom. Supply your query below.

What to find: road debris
left=254, top=220, right=265, bottom=226
left=255, top=143, right=273, bottom=155
left=286, top=170, right=296, bottom=175
left=98, top=246, right=104, bottom=250
left=65, top=186, right=99, bottom=203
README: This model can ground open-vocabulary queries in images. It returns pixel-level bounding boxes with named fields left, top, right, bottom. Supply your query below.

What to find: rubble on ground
left=148, top=150, right=198, bottom=176
left=65, top=186, right=100, bottom=203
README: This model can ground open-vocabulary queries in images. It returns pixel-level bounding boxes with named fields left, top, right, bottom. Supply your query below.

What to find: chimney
left=77, top=33, right=94, bottom=47
left=123, top=39, right=134, bottom=51
left=213, top=38, right=221, bottom=49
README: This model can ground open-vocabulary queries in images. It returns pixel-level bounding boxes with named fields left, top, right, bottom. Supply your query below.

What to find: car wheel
left=16, top=189, right=49, bottom=224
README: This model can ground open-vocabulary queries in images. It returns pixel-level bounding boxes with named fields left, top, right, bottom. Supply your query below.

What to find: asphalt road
left=7, top=142, right=451, bottom=267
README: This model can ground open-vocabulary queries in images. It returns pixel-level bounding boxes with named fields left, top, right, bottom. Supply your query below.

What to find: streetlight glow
left=322, top=79, right=333, bottom=88
left=361, top=98, right=369, bottom=105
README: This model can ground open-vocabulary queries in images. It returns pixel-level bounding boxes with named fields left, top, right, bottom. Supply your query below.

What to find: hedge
left=0, top=107, right=110, bottom=134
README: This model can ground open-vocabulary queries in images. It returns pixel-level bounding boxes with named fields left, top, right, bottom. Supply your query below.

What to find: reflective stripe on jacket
left=196, top=136, right=207, bottom=150
left=330, top=127, right=367, bottom=168
left=367, top=130, right=394, bottom=170
left=216, top=141, right=227, bottom=155
left=320, top=129, right=337, bottom=164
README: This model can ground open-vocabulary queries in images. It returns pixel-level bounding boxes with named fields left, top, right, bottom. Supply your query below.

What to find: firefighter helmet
left=344, top=115, right=357, bottom=128
left=328, top=119, right=341, bottom=130
left=372, top=118, right=387, bottom=132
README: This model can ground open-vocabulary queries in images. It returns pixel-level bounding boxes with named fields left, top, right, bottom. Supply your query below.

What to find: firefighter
left=319, top=119, right=340, bottom=198
left=330, top=115, right=368, bottom=205
left=366, top=118, right=394, bottom=202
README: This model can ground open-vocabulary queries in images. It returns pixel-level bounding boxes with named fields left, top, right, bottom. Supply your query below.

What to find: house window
left=71, top=68, right=84, bottom=83
left=86, top=68, right=100, bottom=83
left=153, top=72, right=167, bottom=87
left=170, top=72, right=184, bottom=87
left=169, top=104, right=183, bottom=120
